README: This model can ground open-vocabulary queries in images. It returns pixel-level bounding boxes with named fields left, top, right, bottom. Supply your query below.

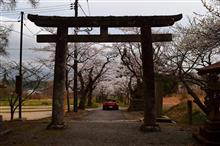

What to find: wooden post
left=140, top=26, right=160, bottom=132
left=47, top=26, right=68, bottom=129
left=187, top=100, right=192, bottom=124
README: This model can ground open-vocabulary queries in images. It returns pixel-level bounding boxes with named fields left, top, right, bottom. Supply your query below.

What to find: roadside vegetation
left=164, top=95, right=207, bottom=125
left=0, top=98, right=52, bottom=106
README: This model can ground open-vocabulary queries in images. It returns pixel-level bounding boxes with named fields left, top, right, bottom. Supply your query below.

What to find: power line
left=0, top=13, right=20, bottom=16
left=78, top=4, right=87, bottom=16
left=0, top=4, right=70, bottom=13
left=1, top=25, right=35, bottom=39
left=1, top=7, right=71, bottom=15
left=32, top=8, right=72, bottom=13
left=1, top=8, right=71, bottom=14
left=23, top=23, right=36, bottom=35
left=0, top=20, right=20, bottom=22
left=86, top=0, right=91, bottom=16
left=6, top=48, right=44, bottom=50
left=1, top=8, right=73, bottom=17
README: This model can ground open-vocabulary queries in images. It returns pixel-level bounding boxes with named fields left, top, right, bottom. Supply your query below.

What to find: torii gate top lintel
left=27, top=14, right=182, bottom=27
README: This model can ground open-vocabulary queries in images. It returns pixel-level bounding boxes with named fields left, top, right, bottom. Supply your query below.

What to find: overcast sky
left=0, top=0, right=210, bottom=62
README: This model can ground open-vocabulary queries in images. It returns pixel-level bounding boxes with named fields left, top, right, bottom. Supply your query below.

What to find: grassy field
left=0, top=98, right=101, bottom=107
left=0, top=99, right=53, bottom=106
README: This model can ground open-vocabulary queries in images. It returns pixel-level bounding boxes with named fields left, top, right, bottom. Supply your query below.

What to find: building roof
left=197, top=61, right=220, bottom=75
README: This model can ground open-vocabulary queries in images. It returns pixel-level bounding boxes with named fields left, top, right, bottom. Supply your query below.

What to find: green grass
left=0, top=100, right=8, bottom=106
left=0, top=97, right=127, bottom=109
left=0, top=99, right=52, bottom=106
left=85, top=102, right=100, bottom=108
left=118, top=101, right=129, bottom=107
left=23, top=99, right=52, bottom=106
left=164, top=101, right=207, bottom=125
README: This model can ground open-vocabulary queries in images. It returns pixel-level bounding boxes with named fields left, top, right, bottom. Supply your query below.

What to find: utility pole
left=73, top=0, right=78, bottom=112
left=18, top=11, right=24, bottom=119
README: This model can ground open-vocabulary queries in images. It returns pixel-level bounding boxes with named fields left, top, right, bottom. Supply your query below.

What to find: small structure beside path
left=195, top=61, right=220, bottom=146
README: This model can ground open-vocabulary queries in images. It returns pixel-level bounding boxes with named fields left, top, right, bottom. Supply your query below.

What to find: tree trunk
left=78, top=95, right=86, bottom=110
left=140, top=26, right=160, bottom=132
left=66, top=70, right=70, bottom=112
left=66, top=88, right=70, bottom=112
left=78, top=88, right=87, bottom=110
left=48, top=27, right=68, bottom=129
left=181, top=79, right=208, bottom=114
left=10, top=105, right=14, bottom=120
left=87, top=89, right=93, bottom=106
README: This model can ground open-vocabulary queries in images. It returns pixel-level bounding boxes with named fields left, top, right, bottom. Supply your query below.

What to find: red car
left=102, top=100, right=119, bottom=110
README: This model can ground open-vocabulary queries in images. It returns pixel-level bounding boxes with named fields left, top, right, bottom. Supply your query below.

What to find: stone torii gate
left=28, top=14, right=182, bottom=131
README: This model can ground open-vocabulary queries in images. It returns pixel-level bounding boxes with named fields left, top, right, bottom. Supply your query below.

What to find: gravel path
left=82, top=109, right=126, bottom=121
left=0, top=109, right=198, bottom=146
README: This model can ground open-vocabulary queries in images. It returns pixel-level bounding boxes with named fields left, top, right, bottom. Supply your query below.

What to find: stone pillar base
left=140, top=124, right=161, bottom=132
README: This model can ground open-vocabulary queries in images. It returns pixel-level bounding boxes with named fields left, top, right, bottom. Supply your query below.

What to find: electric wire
left=78, top=4, right=87, bottom=16
left=24, top=23, right=36, bottom=35
left=1, top=8, right=71, bottom=18
left=1, top=4, right=69, bottom=12
left=6, top=48, right=42, bottom=50
left=1, top=3, right=82, bottom=18
left=86, top=0, right=91, bottom=16
left=1, top=2, right=93, bottom=51
left=1, top=8, right=73, bottom=17
left=1, top=8, right=72, bottom=14
left=0, top=4, right=70, bottom=13
left=0, top=25, right=35, bottom=39
left=0, top=20, right=20, bottom=22
left=31, top=8, right=72, bottom=13
left=1, top=8, right=73, bottom=16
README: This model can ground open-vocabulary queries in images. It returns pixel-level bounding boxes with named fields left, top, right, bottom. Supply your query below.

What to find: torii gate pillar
left=140, top=26, right=158, bottom=130
left=48, top=26, right=68, bottom=129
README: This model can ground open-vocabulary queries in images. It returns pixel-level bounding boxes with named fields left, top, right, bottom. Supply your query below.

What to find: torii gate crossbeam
left=28, top=14, right=182, bottom=131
